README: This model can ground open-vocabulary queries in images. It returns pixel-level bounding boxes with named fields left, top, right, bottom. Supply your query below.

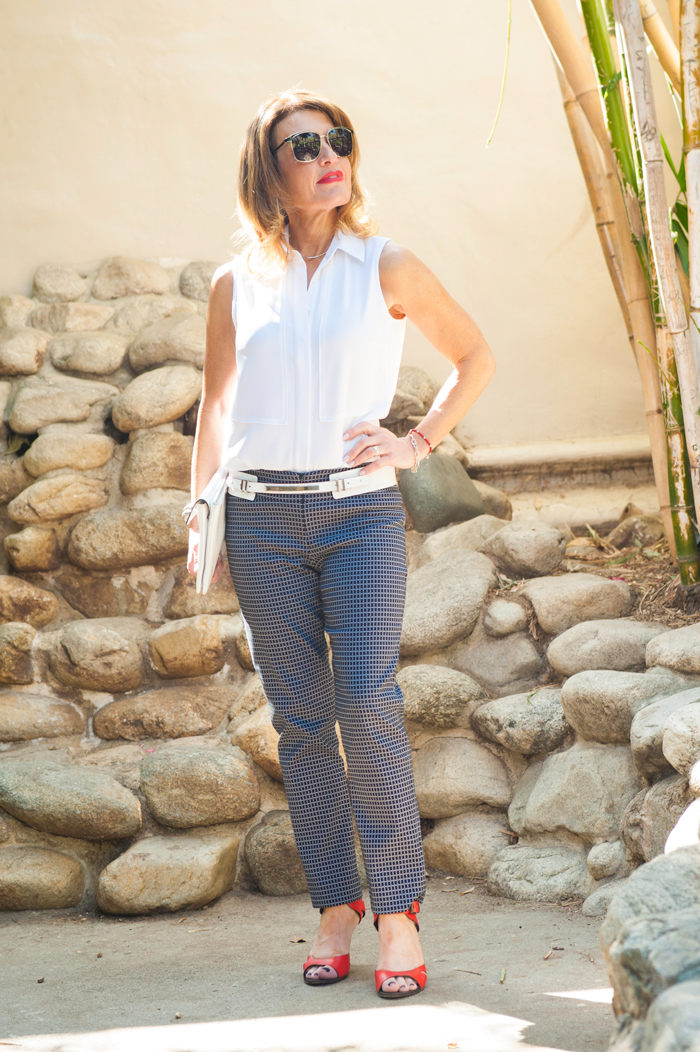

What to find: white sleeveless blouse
left=223, top=230, right=407, bottom=472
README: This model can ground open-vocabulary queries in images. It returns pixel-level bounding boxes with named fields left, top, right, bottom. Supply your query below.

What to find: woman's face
left=272, top=108, right=352, bottom=218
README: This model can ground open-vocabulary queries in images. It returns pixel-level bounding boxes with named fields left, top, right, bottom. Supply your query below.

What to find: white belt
left=227, top=465, right=397, bottom=501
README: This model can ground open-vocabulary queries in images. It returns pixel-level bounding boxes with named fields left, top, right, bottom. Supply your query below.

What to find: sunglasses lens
left=291, top=132, right=321, bottom=162
left=327, top=127, right=353, bottom=157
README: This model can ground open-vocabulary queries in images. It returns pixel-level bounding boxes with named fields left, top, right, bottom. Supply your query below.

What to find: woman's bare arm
left=344, top=244, right=495, bottom=471
left=190, top=264, right=237, bottom=508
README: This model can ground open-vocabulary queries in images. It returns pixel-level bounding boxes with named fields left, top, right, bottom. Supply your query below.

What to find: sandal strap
left=374, top=964, right=427, bottom=992
left=319, top=897, right=366, bottom=923
left=303, top=953, right=350, bottom=980
left=373, top=899, right=420, bottom=932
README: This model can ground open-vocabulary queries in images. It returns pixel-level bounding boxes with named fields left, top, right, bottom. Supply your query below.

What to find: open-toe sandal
left=373, top=900, right=427, bottom=1000
left=303, top=897, right=366, bottom=986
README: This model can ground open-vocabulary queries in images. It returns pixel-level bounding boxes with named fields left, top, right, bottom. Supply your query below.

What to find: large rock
left=522, top=742, right=643, bottom=841
left=507, top=760, right=544, bottom=835
left=49, top=331, right=129, bottom=375
left=67, top=506, right=189, bottom=570
left=4, top=525, right=63, bottom=573
left=128, top=314, right=206, bottom=372
left=606, top=513, right=665, bottom=550
left=383, top=366, right=436, bottom=423
left=397, top=664, right=485, bottom=727
left=521, top=573, right=634, bottom=636
left=400, top=550, right=497, bottom=656
left=600, top=846, right=700, bottom=964
left=96, top=834, right=238, bottom=914
left=163, top=564, right=239, bottom=619
left=50, top=617, right=148, bottom=692
left=422, top=811, right=512, bottom=877
left=0, top=846, right=84, bottom=910
left=0, top=692, right=83, bottom=741
left=641, top=980, right=700, bottom=1052
left=413, top=737, right=512, bottom=817
left=547, top=620, right=669, bottom=677
left=120, top=431, right=192, bottom=494
left=483, top=598, right=528, bottom=638
left=647, top=624, right=700, bottom=675
left=30, top=302, right=115, bottom=333
left=416, top=515, right=505, bottom=567
left=23, top=432, right=114, bottom=477
left=8, top=374, right=118, bottom=434
left=0, top=294, right=34, bottom=327
left=398, top=454, right=485, bottom=534
left=33, top=264, right=87, bottom=303
left=587, top=839, right=627, bottom=880
left=479, top=523, right=565, bottom=578
left=105, top=293, right=197, bottom=336
left=488, top=842, right=593, bottom=902
left=140, top=746, right=260, bottom=827
left=471, top=689, right=570, bottom=756
left=7, top=473, right=109, bottom=524
left=454, top=633, right=543, bottom=694
left=0, top=576, right=57, bottom=627
left=54, top=567, right=149, bottom=618
left=0, top=457, right=30, bottom=505
left=0, top=623, right=35, bottom=685
left=230, top=703, right=282, bottom=782
left=148, top=616, right=226, bottom=679
left=472, top=479, right=512, bottom=521
left=606, top=908, right=700, bottom=1020
left=93, top=684, right=232, bottom=740
left=561, top=668, right=690, bottom=745
left=92, top=256, right=171, bottom=300
left=582, top=878, right=630, bottom=918
left=663, top=705, right=700, bottom=777
left=621, top=775, right=694, bottom=863
left=630, top=688, right=700, bottom=780
left=180, top=261, right=219, bottom=301
left=111, top=365, right=202, bottom=432
left=0, top=327, right=50, bottom=375
left=244, top=811, right=307, bottom=895
left=0, top=759, right=141, bottom=839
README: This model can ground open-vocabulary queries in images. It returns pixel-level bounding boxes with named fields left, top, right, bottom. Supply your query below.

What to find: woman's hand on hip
left=187, top=528, right=224, bottom=584
left=342, top=423, right=425, bottom=474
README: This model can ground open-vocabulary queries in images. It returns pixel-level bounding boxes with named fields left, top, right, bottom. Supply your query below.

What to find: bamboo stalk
left=656, top=325, right=700, bottom=582
left=529, top=0, right=675, bottom=547
left=681, top=0, right=700, bottom=380
left=615, top=0, right=700, bottom=519
left=668, top=0, right=682, bottom=40
left=555, top=63, right=633, bottom=333
left=639, top=0, right=683, bottom=93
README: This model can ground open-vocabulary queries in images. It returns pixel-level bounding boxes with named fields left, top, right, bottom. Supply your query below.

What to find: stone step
left=509, top=483, right=659, bottom=536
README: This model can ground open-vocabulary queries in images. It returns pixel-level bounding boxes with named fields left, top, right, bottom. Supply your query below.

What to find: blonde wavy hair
left=235, top=89, right=376, bottom=273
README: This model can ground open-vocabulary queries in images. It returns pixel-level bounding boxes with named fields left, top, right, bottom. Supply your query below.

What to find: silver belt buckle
left=228, top=471, right=257, bottom=501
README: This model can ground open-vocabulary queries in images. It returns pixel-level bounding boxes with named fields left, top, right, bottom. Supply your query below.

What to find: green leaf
left=661, top=134, right=685, bottom=192
left=674, top=201, right=689, bottom=233
left=672, top=218, right=690, bottom=277
left=602, top=70, right=622, bottom=98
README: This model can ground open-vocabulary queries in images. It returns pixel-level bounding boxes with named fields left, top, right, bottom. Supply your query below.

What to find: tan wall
left=1, top=0, right=682, bottom=448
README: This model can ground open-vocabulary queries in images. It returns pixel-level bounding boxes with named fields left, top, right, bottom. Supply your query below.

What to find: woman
left=188, top=89, right=495, bottom=999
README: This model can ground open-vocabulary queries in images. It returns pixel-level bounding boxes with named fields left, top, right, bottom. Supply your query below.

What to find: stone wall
left=1, top=257, right=699, bottom=926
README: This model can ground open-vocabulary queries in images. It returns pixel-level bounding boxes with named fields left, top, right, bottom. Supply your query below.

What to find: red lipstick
left=318, top=171, right=343, bottom=184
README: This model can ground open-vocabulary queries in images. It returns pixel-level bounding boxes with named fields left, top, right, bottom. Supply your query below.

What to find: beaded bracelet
left=408, top=427, right=433, bottom=456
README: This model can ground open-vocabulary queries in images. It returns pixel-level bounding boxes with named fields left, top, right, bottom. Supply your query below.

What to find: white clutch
left=185, top=467, right=228, bottom=595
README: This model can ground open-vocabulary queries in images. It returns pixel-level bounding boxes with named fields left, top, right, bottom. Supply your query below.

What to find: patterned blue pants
left=225, top=468, right=425, bottom=914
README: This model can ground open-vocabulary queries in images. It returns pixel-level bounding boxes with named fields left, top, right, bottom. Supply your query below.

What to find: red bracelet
left=408, top=428, right=433, bottom=455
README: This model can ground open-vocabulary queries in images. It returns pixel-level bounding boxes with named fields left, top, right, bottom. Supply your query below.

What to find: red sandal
left=302, top=898, right=366, bottom=986
left=373, top=900, right=427, bottom=1000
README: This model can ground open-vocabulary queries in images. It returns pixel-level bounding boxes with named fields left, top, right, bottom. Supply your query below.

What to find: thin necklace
left=302, top=242, right=332, bottom=260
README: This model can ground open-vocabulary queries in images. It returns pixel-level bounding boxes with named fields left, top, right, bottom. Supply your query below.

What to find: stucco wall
left=0, top=0, right=681, bottom=448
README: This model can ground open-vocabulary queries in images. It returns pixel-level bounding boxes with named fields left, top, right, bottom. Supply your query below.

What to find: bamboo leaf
left=660, top=133, right=682, bottom=185
left=671, top=218, right=690, bottom=276
left=673, top=200, right=689, bottom=232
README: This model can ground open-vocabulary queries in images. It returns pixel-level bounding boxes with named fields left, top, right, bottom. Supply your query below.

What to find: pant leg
left=224, top=490, right=362, bottom=909
left=313, top=487, right=426, bottom=915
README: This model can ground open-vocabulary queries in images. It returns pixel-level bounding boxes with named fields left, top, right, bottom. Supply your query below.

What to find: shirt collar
left=284, top=224, right=365, bottom=265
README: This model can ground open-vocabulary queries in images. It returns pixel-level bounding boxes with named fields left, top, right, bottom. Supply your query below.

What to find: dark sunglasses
left=273, top=126, right=354, bottom=163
